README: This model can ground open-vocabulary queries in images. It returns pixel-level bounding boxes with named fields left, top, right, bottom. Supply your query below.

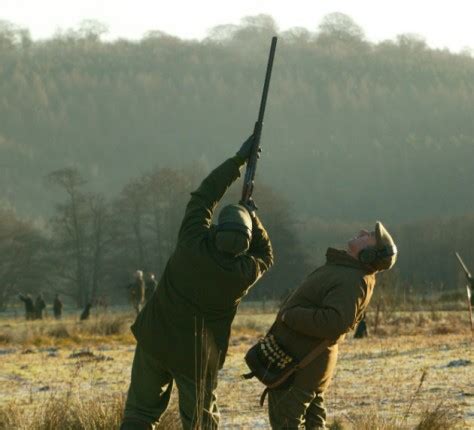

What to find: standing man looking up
left=144, top=272, right=157, bottom=303
left=267, top=223, right=397, bottom=429
left=128, top=270, right=145, bottom=315
left=34, top=293, right=46, bottom=320
left=19, top=293, right=35, bottom=320
left=120, top=135, right=273, bottom=430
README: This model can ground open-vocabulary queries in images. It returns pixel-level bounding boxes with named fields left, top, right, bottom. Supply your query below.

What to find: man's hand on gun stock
left=239, top=197, right=258, bottom=217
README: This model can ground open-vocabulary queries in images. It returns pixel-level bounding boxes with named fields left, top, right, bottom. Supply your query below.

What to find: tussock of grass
left=432, top=325, right=458, bottom=335
left=47, top=324, right=71, bottom=339
left=347, top=411, right=401, bottom=430
left=344, top=402, right=462, bottom=430
left=232, top=314, right=272, bottom=337
left=0, top=401, right=22, bottom=430
left=0, top=393, right=124, bottom=430
left=0, top=394, right=183, bottom=430
left=328, top=419, right=345, bottom=429
left=390, top=315, right=416, bottom=326
left=37, top=394, right=124, bottom=430
left=0, top=332, right=13, bottom=343
left=430, top=308, right=442, bottom=322
left=415, top=402, right=462, bottom=430
left=156, top=405, right=182, bottom=430
left=82, top=315, right=129, bottom=336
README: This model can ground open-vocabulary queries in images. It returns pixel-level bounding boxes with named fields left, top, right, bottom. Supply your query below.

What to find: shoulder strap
left=266, top=339, right=333, bottom=390
left=295, top=339, right=333, bottom=370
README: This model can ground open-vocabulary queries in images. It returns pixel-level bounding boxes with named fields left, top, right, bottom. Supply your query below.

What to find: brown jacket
left=271, top=248, right=376, bottom=393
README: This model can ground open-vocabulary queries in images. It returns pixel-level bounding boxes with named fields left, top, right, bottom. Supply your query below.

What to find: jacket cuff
left=232, top=154, right=247, bottom=167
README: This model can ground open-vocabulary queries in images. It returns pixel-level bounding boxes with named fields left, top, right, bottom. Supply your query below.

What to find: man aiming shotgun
left=120, top=37, right=277, bottom=430
left=454, top=252, right=474, bottom=338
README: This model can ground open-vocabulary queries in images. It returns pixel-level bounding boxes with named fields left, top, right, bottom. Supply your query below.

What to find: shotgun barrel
left=241, top=36, right=278, bottom=204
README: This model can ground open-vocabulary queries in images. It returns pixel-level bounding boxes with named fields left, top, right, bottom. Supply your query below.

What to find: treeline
left=1, top=14, right=474, bottom=223
left=3, top=174, right=473, bottom=310
left=0, top=164, right=307, bottom=309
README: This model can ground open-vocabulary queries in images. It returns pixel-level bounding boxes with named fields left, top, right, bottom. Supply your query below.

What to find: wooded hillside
left=1, top=14, right=474, bottom=306
left=1, top=14, right=474, bottom=222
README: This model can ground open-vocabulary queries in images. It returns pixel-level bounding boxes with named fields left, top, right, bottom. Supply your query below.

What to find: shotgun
left=241, top=36, right=278, bottom=204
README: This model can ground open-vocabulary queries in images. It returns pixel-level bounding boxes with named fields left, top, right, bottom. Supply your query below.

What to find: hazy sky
left=2, top=0, right=474, bottom=52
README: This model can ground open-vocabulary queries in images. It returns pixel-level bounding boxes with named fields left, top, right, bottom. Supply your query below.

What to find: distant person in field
left=34, top=293, right=46, bottom=320
left=80, top=303, right=92, bottom=321
left=53, top=294, right=63, bottom=320
left=354, top=313, right=368, bottom=338
left=266, top=222, right=397, bottom=430
left=19, top=293, right=35, bottom=320
left=144, top=272, right=157, bottom=303
left=128, top=270, right=145, bottom=315
left=97, top=294, right=109, bottom=311
left=120, top=135, right=273, bottom=430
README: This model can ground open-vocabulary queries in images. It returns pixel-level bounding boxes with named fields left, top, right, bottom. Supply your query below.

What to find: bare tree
left=47, top=168, right=89, bottom=306
left=114, top=177, right=149, bottom=270
left=145, top=168, right=190, bottom=272
left=88, top=192, right=114, bottom=302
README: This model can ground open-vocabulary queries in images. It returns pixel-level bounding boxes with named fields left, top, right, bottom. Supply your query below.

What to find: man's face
left=348, top=229, right=377, bottom=256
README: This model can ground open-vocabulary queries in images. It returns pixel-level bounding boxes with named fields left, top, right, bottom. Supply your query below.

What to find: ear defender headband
left=358, top=245, right=398, bottom=265
left=216, top=222, right=252, bottom=240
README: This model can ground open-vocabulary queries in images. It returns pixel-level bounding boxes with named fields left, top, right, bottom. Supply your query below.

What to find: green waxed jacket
left=271, top=248, right=376, bottom=393
left=131, top=156, right=273, bottom=378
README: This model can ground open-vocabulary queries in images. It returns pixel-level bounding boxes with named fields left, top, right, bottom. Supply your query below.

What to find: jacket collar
left=326, top=248, right=376, bottom=274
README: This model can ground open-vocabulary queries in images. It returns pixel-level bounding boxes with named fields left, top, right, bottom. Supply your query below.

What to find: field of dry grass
left=0, top=306, right=473, bottom=429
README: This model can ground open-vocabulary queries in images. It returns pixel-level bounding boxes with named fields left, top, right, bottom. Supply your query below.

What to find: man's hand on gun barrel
left=236, top=134, right=261, bottom=161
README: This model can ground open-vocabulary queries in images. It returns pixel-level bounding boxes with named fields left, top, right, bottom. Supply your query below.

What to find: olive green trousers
left=122, top=345, right=219, bottom=430
left=268, top=386, right=327, bottom=430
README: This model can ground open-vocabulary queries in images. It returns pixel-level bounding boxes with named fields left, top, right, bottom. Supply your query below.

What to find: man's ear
left=358, top=246, right=378, bottom=265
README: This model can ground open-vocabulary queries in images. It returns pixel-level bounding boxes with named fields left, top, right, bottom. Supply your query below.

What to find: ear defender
left=358, top=245, right=398, bottom=265
left=358, top=247, right=379, bottom=265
